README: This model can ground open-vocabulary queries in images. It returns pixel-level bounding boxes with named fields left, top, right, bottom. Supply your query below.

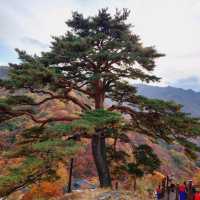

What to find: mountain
left=136, top=84, right=200, bottom=117
left=0, top=66, right=9, bottom=80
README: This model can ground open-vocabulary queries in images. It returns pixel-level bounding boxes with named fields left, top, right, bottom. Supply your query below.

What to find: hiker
left=179, top=182, right=187, bottom=200
left=194, top=189, right=200, bottom=200
left=156, top=185, right=162, bottom=200
left=170, top=182, right=176, bottom=192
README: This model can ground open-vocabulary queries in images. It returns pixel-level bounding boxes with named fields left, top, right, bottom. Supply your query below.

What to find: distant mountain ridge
left=136, top=84, right=200, bottom=117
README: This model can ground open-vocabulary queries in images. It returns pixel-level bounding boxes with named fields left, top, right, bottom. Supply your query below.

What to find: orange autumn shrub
left=193, top=170, right=200, bottom=186
left=22, top=181, right=62, bottom=200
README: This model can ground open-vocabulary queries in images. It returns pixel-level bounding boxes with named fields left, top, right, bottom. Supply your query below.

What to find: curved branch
left=108, top=105, right=135, bottom=114
left=22, top=86, right=91, bottom=110
left=29, top=96, right=64, bottom=106
left=24, top=112, right=80, bottom=126
left=108, top=105, right=156, bottom=137
left=25, top=87, right=55, bottom=97
left=66, top=94, right=91, bottom=110
left=0, top=110, right=80, bottom=126
left=73, top=86, right=94, bottom=97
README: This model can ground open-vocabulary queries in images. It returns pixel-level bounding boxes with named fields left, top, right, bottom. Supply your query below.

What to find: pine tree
left=0, top=9, right=200, bottom=197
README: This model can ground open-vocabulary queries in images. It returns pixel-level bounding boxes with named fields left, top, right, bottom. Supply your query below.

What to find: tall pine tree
left=0, top=9, right=200, bottom=196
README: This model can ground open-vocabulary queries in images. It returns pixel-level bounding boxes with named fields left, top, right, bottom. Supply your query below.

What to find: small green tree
left=108, top=143, right=160, bottom=190
left=128, top=144, right=161, bottom=190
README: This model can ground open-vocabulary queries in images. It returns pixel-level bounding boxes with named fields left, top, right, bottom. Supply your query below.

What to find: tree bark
left=92, top=134, right=112, bottom=187
left=94, top=79, right=105, bottom=109
left=92, top=80, right=111, bottom=187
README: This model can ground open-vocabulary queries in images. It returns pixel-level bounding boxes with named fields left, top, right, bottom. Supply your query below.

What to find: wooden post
left=67, top=158, right=74, bottom=193
left=166, top=176, right=170, bottom=200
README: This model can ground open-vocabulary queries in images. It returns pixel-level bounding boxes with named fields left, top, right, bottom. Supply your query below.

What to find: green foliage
left=177, top=137, right=200, bottom=152
left=175, top=137, right=200, bottom=160
left=0, top=156, right=44, bottom=189
left=6, top=95, right=35, bottom=105
left=50, top=109, right=122, bottom=134
left=134, top=144, right=161, bottom=174
left=137, top=96, right=182, bottom=113
left=0, top=120, right=19, bottom=131
left=0, top=100, right=10, bottom=112
left=170, top=150, right=184, bottom=168
left=126, top=163, right=144, bottom=177
left=32, top=139, right=80, bottom=157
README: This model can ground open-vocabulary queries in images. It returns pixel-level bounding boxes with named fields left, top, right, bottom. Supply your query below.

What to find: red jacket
left=195, top=192, right=200, bottom=200
left=179, top=184, right=186, bottom=192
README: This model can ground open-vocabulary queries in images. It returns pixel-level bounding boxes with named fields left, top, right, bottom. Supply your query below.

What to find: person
left=179, top=182, right=187, bottom=200
left=170, top=182, right=176, bottom=192
left=194, top=189, right=200, bottom=200
left=156, top=185, right=162, bottom=200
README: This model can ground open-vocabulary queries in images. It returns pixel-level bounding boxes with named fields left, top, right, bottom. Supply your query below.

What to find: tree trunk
left=67, top=158, right=74, bottom=193
left=92, top=81, right=111, bottom=187
left=92, top=134, right=112, bottom=187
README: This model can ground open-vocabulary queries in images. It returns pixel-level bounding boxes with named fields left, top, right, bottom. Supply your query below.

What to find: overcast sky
left=1, top=0, right=200, bottom=91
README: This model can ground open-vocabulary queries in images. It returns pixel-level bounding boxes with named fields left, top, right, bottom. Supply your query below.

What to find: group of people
left=178, top=182, right=200, bottom=200
left=155, top=180, right=200, bottom=200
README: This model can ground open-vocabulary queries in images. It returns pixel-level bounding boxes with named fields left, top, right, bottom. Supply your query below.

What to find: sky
left=1, top=0, right=200, bottom=91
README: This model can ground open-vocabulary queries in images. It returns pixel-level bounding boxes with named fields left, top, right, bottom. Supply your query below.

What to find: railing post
left=166, top=176, right=170, bottom=200
left=67, top=158, right=74, bottom=193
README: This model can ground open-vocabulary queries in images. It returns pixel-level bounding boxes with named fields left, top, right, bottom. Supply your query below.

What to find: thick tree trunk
left=92, top=80, right=111, bottom=187
left=92, top=134, right=112, bottom=187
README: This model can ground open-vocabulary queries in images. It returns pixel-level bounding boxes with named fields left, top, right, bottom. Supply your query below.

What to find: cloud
left=21, top=37, right=49, bottom=49
left=171, top=76, right=200, bottom=91
left=0, top=0, right=73, bottom=54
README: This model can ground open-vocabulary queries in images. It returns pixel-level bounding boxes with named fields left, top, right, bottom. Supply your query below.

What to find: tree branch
left=25, top=87, right=55, bottom=97
left=23, top=84, right=91, bottom=110
left=0, top=110, right=80, bottom=126
left=66, top=93, right=91, bottom=110
left=0, top=167, right=51, bottom=198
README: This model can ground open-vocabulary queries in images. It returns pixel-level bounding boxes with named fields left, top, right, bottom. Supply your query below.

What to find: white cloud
left=0, top=0, right=74, bottom=54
